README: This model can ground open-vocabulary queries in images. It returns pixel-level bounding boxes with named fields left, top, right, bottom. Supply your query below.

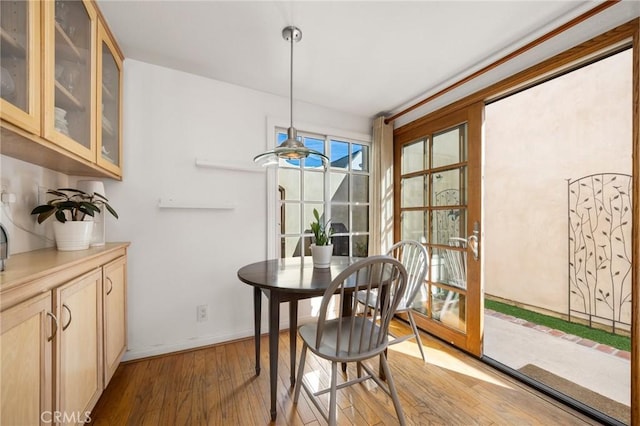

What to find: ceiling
left=97, top=1, right=640, bottom=122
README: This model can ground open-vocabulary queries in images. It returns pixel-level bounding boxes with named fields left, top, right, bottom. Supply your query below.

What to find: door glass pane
left=304, top=171, right=323, bottom=201
left=352, top=175, right=369, bottom=203
left=54, top=0, right=91, bottom=148
left=442, top=245, right=467, bottom=289
left=411, top=286, right=429, bottom=315
left=401, top=210, right=427, bottom=243
left=431, top=286, right=466, bottom=332
left=432, top=209, right=466, bottom=245
left=330, top=172, right=348, bottom=203
left=432, top=168, right=465, bottom=206
left=401, top=175, right=426, bottom=207
left=433, top=126, right=465, bottom=168
left=402, top=140, right=426, bottom=174
left=278, top=168, right=300, bottom=201
left=101, top=41, right=119, bottom=165
left=0, top=1, right=28, bottom=111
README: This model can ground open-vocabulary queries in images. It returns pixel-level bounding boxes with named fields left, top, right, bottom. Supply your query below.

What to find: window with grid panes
left=276, top=128, right=371, bottom=258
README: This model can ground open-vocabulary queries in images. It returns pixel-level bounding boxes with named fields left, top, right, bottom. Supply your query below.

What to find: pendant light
left=254, top=26, right=329, bottom=167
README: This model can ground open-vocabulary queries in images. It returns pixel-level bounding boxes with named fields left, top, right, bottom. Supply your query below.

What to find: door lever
left=467, top=221, right=480, bottom=261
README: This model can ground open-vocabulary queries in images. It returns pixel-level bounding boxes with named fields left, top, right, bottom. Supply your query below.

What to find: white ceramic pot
left=53, top=221, right=94, bottom=251
left=311, top=244, right=333, bottom=268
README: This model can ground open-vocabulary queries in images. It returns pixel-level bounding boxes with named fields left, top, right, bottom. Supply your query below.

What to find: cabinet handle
left=106, top=277, right=113, bottom=295
left=62, top=303, right=72, bottom=331
left=47, top=312, right=58, bottom=342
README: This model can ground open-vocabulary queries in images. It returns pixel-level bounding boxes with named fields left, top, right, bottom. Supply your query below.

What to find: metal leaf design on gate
left=568, top=173, right=632, bottom=331
left=435, top=189, right=460, bottom=244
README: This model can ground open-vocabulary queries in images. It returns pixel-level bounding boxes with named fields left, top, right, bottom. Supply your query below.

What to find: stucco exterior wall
left=484, top=49, right=632, bottom=320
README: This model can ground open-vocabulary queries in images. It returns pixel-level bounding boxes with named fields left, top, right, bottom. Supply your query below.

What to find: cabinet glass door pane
left=0, top=1, right=29, bottom=111
left=54, top=0, right=91, bottom=149
left=101, top=40, right=120, bottom=166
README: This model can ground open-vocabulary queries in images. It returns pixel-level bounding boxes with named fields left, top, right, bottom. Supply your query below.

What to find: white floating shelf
left=158, top=199, right=235, bottom=210
left=195, top=159, right=265, bottom=174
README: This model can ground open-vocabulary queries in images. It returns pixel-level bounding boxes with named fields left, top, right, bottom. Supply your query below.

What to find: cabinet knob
left=106, top=277, right=113, bottom=295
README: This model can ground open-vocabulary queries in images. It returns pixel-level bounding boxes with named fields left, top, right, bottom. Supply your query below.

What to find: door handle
left=467, top=221, right=480, bottom=261
left=47, top=312, right=58, bottom=342
left=106, top=277, right=113, bottom=295
left=62, top=303, right=72, bottom=331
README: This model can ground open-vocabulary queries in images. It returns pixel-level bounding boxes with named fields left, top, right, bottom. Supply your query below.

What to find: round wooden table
left=237, top=256, right=357, bottom=421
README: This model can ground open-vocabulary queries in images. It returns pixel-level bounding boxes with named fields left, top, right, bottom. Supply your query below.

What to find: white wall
left=0, top=155, right=68, bottom=254
left=104, top=59, right=370, bottom=360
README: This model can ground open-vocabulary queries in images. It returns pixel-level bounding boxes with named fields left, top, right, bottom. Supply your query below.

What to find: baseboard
left=122, top=330, right=251, bottom=361
left=122, top=314, right=317, bottom=361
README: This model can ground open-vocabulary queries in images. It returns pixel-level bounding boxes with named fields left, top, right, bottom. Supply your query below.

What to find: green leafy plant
left=31, top=188, right=118, bottom=224
left=310, top=208, right=334, bottom=246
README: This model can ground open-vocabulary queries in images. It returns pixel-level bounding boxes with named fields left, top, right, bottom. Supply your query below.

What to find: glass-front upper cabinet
left=43, top=0, right=97, bottom=161
left=96, top=22, right=122, bottom=175
left=0, top=0, right=41, bottom=133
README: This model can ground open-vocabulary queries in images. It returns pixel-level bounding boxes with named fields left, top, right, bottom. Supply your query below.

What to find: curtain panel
left=370, top=116, right=394, bottom=255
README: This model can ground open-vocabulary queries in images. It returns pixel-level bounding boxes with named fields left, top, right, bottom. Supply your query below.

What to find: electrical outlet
left=37, top=186, right=48, bottom=205
left=1, top=192, right=16, bottom=203
left=196, top=304, right=208, bottom=322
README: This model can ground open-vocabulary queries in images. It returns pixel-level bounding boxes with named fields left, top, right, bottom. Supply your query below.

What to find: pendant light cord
left=289, top=32, right=294, bottom=129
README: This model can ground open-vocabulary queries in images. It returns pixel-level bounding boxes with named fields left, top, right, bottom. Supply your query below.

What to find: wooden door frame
left=393, top=102, right=483, bottom=356
left=393, top=18, right=639, bottom=424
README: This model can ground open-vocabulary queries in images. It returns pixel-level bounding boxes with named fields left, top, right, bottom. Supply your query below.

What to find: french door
left=394, top=102, right=483, bottom=356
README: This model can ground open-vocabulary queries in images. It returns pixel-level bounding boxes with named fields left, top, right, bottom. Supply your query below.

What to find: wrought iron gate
left=567, top=173, right=632, bottom=332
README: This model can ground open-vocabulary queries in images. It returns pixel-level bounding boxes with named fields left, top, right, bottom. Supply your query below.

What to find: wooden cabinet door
left=43, top=0, right=97, bottom=161
left=0, top=0, right=41, bottom=134
left=96, top=21, right=123, bottom=177
left=102, top=256, right=127, bottom=385
left=1, top=292, right=53, bottom=426
left=54, top=269, right=103, bottom=425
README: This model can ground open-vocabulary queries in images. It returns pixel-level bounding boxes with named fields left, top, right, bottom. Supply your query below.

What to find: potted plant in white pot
left=31, top=188, right=118, bottom=251
left=309, top=208, right=334, bottom=268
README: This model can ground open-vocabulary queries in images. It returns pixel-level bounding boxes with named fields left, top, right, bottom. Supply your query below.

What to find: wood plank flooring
left=90, top=320, right=602, bottom=425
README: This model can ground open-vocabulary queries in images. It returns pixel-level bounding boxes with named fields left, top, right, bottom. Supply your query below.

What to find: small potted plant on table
left=310, top=208, right=334, bottom=268
left=31, top=188, right=118, bottom=251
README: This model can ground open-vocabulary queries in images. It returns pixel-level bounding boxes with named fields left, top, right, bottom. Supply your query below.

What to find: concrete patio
left=483, top=308, right=631, bottom=422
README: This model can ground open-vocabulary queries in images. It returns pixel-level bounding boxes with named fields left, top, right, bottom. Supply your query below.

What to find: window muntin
left=277, top=130, right=370, bottom=258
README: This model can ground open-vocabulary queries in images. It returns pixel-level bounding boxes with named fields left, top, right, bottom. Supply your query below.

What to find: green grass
left=485, top=299, right=631, bottom=352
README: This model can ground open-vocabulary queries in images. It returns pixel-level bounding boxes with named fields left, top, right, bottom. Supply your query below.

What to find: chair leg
left=293, top=343, right=308, bottom=404
left=408, top=311, right=426, bottom=362
left=356, top=361, right=362, bottom=378
left=379, top=353, right=406, bottom=426
left=329, top=361, right=338, bottom=426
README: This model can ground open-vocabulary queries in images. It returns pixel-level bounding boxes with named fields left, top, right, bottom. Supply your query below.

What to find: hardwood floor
left=90, top=320, right=601, bottom=425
